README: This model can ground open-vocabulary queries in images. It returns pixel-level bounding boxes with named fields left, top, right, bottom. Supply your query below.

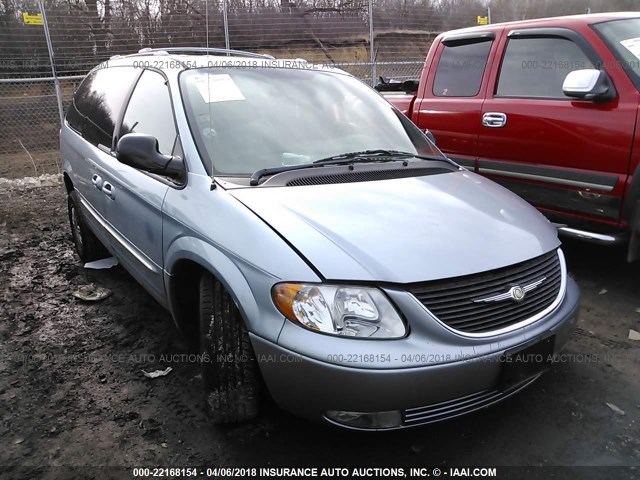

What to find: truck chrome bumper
left=555, top=225, right=626, bottom=245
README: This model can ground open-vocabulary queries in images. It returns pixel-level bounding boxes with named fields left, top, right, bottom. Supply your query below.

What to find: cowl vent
left=285, top=167, right=452, bottom=187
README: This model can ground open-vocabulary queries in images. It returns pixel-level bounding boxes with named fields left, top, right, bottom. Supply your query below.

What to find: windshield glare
left=179, top=67, right=441, bottom=176
left=593, top=18, right=640, bottom=89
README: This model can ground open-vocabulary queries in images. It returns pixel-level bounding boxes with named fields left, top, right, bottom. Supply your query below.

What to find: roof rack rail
left=136, top=47, right=274, bottom=59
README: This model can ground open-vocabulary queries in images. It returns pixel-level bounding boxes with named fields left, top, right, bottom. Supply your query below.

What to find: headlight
left=272, top=283, right=406, bottom=338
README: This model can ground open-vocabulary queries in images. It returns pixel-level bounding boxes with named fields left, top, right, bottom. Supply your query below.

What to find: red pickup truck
left=380, top=12, right=640, bottom=260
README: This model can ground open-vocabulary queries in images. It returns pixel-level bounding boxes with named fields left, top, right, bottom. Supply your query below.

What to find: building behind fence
left=1, top=0, right=639, bottom=178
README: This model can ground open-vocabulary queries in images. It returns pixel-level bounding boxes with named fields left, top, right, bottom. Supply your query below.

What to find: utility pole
left=38, top=0, right=63, bottom=127
left=369, top=0, right=375, bottom=86
left=223, top=0, right=230, bottom=50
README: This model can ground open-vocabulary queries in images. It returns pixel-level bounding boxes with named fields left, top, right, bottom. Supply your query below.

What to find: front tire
left=67, top=191, right=109, bottom=263
left=199, top=272, right=259, bottom=423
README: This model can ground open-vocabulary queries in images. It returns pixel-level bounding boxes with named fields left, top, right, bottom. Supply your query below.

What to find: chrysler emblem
left=474, top=277, right=546, bottom=304
left=509, top=286, right=526, bottom=302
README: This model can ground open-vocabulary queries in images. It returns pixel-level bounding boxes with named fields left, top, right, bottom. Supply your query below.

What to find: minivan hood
left=229, top=171, right=560, bottom=283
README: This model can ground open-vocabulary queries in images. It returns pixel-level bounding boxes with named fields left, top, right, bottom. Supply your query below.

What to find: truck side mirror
left=562, top=69, right=615, bottom=102
left=424, top=129, right=437, bottom=145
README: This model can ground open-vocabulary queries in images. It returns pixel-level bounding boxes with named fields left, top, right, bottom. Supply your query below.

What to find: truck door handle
left=102, top=182, right=114, bottom=199
left=482, top=112, right=507, bottom=128
left=91, top=174, right=103, bottom=190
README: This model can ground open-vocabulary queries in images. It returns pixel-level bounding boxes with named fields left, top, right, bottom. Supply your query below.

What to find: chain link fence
left=0, top=76, right=82, bottom=179
left=335, top=61, right=423, bottom=83
left=0, top=61, right=423, bottom=179
left=0, top=0, right=444, bottom=179
left=1, top=0, right=638, bottom=178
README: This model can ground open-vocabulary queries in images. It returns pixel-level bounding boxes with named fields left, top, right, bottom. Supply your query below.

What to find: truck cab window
left=433, top=39, right=493, bottom=97
left=497, top=37, right=594, bottom=98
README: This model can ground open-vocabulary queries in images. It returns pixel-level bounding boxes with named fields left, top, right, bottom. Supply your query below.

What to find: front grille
left=285, top=167, right=451, bottom=186
left=407, top=250, right=563, bottom=334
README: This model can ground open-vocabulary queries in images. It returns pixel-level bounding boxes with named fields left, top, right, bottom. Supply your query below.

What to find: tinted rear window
left=68, top=66, right=139, bottom=148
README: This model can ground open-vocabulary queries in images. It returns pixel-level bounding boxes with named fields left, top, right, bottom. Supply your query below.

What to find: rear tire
left=199, top=272, right=259, bottom=423
left=67, top=191, right=109, bottom=263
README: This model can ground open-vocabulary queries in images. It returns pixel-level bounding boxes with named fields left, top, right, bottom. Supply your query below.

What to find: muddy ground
left=0, top=184, right=639, bottom=479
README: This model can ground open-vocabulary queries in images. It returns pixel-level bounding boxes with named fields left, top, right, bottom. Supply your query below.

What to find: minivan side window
left=433, top=39, right=493, bottom=97
left=67, top=66, right=139, bottom=148
left=119, top=70, right=177, bottom=156
left=65, top=99, right=83, bottom=133
left=496, top=37, right=595, bottom=98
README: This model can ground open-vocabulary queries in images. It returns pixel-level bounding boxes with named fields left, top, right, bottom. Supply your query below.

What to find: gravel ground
left=0, top=185, right=639, bottom=479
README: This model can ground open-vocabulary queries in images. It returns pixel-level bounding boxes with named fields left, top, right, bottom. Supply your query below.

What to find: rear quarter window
left=65, top=101, right=83, bottom=134
left=68, top=66, right=139, bottom=148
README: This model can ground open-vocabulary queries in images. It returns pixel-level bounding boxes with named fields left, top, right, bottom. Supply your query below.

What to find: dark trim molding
left=478, top=159, right=618, bottom=192
left=448, top=156, right=475, bottom=169
left=489, top=176, right=621, bottom=220
left=442, top=31, right=495, bottom=47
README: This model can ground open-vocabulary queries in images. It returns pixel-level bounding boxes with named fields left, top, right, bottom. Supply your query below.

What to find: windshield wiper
left=312, top=149, right=447, bottom=165
left=249, top=150, right=452, bottom=186
left=250, top=163, right=321, bottom=186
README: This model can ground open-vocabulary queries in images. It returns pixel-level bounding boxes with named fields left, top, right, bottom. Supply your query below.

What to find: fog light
left=325, top=410, right=402, bottom=429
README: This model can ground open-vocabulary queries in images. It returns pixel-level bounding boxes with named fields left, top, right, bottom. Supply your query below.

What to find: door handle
left=91, top=174, right=103, bottom=190
left=482, top=112, right=507, bottom=128
left=102, top=182, right=114, bottom=199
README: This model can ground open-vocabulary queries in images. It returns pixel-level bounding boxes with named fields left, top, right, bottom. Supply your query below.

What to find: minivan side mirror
left=116, top=133, right=184, bottom=179
left=562, top=69, right=614, bottom=102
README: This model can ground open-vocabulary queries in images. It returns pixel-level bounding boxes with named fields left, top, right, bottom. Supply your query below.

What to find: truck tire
left=67, top=191, right=109, bottom=263
left=199, top=272, right=259, bottom=423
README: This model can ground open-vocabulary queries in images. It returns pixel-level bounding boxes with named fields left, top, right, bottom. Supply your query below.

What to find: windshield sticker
left=620, top=37, right=640, bottom=61
left=193, top=74, right=245, bottom=103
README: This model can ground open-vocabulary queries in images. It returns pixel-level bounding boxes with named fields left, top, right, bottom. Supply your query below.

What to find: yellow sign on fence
left=477, top=15, right=489, bottom=25
left=22, top=12, right=44, bottom=26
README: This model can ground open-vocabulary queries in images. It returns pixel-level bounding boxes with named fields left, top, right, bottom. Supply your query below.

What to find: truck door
left=412, top=31, right=498, bottom=171
left=478, top=28, right=636, bottom=226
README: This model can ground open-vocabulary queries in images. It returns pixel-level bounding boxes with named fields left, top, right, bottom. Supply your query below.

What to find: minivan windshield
left=179, top=67, right=442, bottom=176
left=593, top=18, right=640, bottom=90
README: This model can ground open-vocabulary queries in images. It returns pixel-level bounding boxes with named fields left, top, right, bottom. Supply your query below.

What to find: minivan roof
left=97, top=47, right=345, bottom=76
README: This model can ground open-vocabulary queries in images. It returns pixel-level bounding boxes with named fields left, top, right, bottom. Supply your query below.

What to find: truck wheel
left=199, top=272, right=259, bottom=423
left=67, top=191, right=109, bottom=263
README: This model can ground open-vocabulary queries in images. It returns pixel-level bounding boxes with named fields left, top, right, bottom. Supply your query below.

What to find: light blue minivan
left=61, top=48, right=579, bottom=430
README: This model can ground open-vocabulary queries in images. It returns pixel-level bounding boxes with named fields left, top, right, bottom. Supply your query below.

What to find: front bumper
left=251, top=277, right=580, bottom=430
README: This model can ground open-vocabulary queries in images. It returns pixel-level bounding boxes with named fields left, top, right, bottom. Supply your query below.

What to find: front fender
left=164, top=236, right=289, bottom=342
left=162, top=174, right=321, bottom=341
